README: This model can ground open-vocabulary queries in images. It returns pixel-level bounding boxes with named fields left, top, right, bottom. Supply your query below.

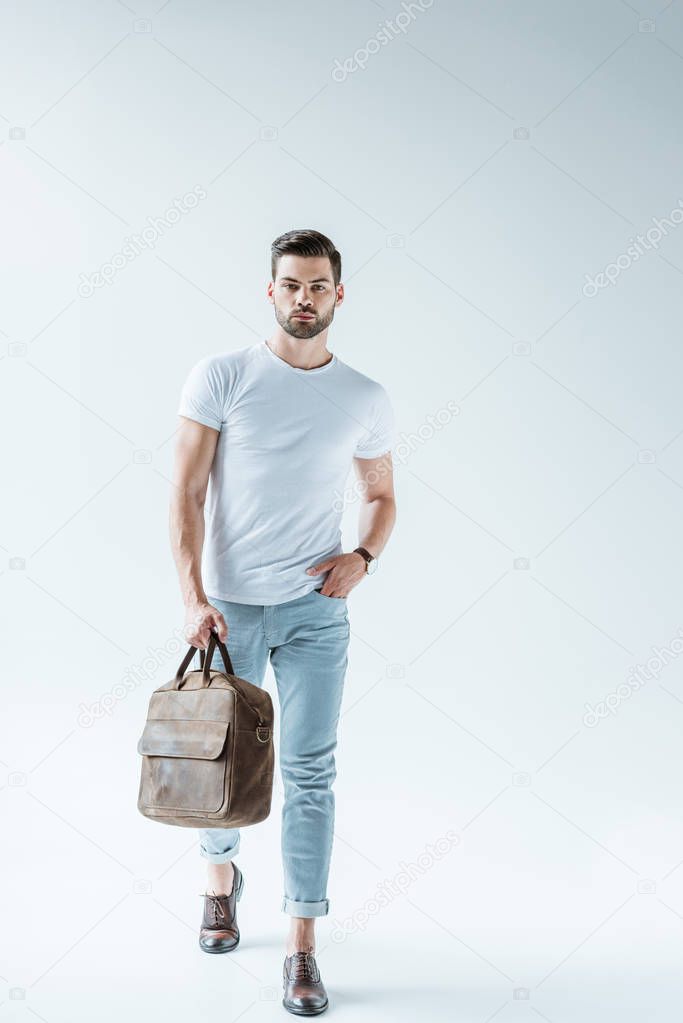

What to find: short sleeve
left=177, top=356, right=226, bottom=432
left=354, top=384, right=396, bottom=459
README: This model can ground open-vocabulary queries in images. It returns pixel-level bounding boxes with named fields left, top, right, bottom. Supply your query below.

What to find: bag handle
left=198, top=644, right=229, bottom=671
left=201, top=631, right=235, bottom=679
left=174, top=629, right=265, bottom=724
left=175, top=629, right=234, bottom=684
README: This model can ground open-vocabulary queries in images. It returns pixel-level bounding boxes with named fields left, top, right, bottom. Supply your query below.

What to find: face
left=270, top=254, right=343, bottom=339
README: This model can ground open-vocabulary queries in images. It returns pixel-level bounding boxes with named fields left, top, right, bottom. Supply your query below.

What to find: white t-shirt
left=177, top=339, right=396, bottom=605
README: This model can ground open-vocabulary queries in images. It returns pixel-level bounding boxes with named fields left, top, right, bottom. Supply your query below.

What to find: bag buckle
left=256, top=726, right=270, bottom=743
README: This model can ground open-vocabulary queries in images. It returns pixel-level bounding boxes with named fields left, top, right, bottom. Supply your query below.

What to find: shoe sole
left=281, top=999, right=329, bottom=1016
left=199, top=869, right=244, bottom=954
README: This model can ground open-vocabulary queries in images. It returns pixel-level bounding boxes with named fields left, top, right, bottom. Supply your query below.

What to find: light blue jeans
left=198, top=586, right=350, bottom=918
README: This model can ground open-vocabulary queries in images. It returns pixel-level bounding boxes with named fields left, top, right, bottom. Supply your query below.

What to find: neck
left=266, top=329, right=333, bottom=371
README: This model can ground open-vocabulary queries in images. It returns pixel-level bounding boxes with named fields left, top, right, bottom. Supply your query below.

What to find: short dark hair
left=271, top=229, right=342, bottom=286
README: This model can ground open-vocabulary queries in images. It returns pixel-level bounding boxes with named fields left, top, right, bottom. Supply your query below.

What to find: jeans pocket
left=312, top=587, right=346, bottom=603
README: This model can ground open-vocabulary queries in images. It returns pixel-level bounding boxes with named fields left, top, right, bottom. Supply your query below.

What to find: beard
left=274, top=302, right=336, bottom=339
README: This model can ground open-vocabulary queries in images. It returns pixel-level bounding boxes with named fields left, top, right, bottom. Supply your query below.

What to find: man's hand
left=185, top=600, right=228, bottom=649
left=306, top=552, right=366, bottom=597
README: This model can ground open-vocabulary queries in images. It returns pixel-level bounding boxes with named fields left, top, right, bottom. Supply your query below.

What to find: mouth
left=292, top=314, right=315, bottom=320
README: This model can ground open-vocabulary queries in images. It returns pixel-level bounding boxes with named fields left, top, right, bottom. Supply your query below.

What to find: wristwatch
left=353, top=546, right=378, bottom=576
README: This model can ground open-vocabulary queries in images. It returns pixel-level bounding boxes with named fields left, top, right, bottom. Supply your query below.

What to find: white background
left=2, top=1, right=683, bottom=1020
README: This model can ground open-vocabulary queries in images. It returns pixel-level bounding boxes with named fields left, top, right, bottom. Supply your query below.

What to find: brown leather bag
left=136, top=630, right=274, bottom=828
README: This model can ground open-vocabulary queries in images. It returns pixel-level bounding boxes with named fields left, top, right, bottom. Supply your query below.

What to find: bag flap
left=137, top=718, right=229, bottom=760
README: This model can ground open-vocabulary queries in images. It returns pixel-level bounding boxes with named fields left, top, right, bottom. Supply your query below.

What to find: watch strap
left=353, top=546, right=374, bottom=570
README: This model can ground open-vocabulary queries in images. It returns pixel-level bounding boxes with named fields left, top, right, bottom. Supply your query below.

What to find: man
left=170, top=228, right=396, bottom=1015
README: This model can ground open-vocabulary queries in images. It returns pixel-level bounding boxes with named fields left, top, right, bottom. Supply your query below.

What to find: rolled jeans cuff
left=199, top=833, right=241, bottom=864
left=282, top=896, right=329, bottom=918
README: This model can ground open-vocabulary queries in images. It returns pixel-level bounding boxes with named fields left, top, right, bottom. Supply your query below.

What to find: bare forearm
left=357, top=496, right=396, bottom=558
left=169, top=492, right=208, bottom=607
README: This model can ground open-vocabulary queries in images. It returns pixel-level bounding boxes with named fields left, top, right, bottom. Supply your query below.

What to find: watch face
left=366, top=557, right=378, bottom=576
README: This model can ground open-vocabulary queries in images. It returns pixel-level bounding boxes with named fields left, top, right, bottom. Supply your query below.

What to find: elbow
left=170, top=484, right=207, bottom=511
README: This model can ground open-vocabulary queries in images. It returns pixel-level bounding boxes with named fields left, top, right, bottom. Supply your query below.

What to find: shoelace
left=199, top=892, right=232, bottom=926
left=289, top=951, right=317, bottom=981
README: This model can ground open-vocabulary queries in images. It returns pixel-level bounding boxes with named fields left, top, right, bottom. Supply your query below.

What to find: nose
left=294, top=286, right=315, bottom=307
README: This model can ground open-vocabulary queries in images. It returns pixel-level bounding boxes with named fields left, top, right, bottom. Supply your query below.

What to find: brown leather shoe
left=282, top=951, right=329, bottom=1015
left=198, top=863, right=244, bottom=953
